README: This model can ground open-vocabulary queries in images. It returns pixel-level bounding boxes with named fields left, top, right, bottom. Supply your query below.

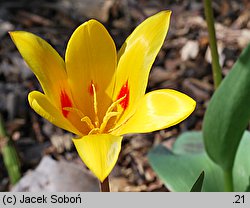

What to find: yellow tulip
left=10, top=11, right=195, bottom=182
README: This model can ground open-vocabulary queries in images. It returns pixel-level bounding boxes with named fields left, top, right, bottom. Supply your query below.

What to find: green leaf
left=2, top=140, right=21, bottom=184
left=173, top=131, right=204, bottom=155
left=233, top=131, right=250, bottom=191
left=203, top=44, right=250, bottom=171
left=148, top=131, right=250, bottom=192
left=0, top=115, right=21, bottom=184
left=190, top=171, right=205, bottom=192
left=244, top=179, right=250, bottom=192
left=148, top=131, right=224, bottom=192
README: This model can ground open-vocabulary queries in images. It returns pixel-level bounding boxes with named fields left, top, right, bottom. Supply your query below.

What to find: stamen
left=81, top=116, right=95, bottom=130
left=108, top=115, right=133, bottom=133
left=63, top=82, right=129, bottom=135
left=89, top=128, right=100, bottom=135
left=108, top=122, right=125, bottom=133
left=99, top=95, right=126, bottom=133
left=62, top=84, right=128, bottom=135
left=91, top=83, right=99, bottom=127
left=64, top=107, right=95, bottom=131
left=99, top=112, right=120, bottom=132
left=106, top=95, right=126, bottom=115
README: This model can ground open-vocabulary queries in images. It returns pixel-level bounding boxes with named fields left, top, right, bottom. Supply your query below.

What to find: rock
left=57, top=0, right=115, bottom=22
left=0, top=19, right=14, bottom=38
left=11, top=156, right=99, bottom=191
left=205, top=41, right=225, bottom=66
left=237, top=29, right=250, bottom=49
left=50, top=133, right=73, bottom=153
left=180, top=40, right=199, bottom=61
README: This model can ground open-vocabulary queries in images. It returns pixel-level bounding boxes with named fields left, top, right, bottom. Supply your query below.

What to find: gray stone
left=11, top=156, right=99, bottom=192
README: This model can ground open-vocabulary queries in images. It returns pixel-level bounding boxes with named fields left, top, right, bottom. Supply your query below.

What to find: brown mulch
left=0, top=0, right=250, bottom=191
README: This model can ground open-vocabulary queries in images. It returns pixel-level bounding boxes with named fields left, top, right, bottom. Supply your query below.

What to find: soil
left=0, top=0, right=249, bottom=191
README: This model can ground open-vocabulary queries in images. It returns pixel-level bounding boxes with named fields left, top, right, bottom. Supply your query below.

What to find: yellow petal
left=9, top=31, right=68, bottom=107
left=73, top=134, right=123, bottom=182
left=65, top=20, right=117, bottom=122
left=113, top=11, right=171, bottom=124
left=28, top=91, right=82, bottom=135
left=113, top=89, right=196, bottom=135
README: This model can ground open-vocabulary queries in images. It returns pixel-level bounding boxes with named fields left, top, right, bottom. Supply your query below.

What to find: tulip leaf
left=203, top=43, right=250, bottom=171
left=149, top=130, right=250, bottom=192
left=190, top=171, right=205, bottom=192
left=244, top=179, right=250, bottom=192
left=233, top=131, right=250, bottom=191
left=148, top=131, right=224, bottom=192
left=173, top=131, right=204, bottom=155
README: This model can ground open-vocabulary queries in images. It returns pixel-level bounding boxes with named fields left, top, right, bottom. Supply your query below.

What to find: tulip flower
left=10, top=11, right=195, bottom=185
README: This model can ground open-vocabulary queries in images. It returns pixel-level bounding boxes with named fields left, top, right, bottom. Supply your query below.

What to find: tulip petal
left=73, top=134, right=123, bottom=182
left=114, top=11, right=171, bottom=124
left=113, top=89, right=196, bottom=135
left=9, top=31, right=68, bottom=107
left=65, top=20, right=117, bottom=122
left=28, top=91, right=82, bottom=135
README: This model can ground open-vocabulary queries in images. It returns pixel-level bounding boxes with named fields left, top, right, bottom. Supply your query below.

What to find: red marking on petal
left=88, top=80, right=98, bottom=96
left=60, top=90, right=72, bottom=118
left=117, top=81, right=129, bottom=110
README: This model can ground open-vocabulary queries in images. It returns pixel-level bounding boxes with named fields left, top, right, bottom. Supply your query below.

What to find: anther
left=106, top=95, right=126, bottom=115
left=81, top=116, right=95, bottom=130
left=108, top=114, right=132, bottom=133
left=89, top=128, right=100, bottom=135
left=99, top=95, right=126, bottom=133
left=99, top=112, right=120, bottom=133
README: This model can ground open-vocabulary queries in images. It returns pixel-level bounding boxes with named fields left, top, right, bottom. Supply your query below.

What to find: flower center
left=63, top=82, right=127, bottom=135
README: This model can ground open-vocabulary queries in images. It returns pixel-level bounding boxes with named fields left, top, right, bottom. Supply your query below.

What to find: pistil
left=63, top=87, right=127, bottom=135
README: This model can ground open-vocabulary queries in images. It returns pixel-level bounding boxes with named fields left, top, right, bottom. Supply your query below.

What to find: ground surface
left=0, top=0, right=250, bottom=191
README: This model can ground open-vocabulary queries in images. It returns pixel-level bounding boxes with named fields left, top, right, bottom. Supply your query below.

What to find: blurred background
left=0, top=0, right=249, bottom=191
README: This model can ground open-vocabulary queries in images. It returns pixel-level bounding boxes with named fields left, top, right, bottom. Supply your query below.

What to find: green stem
left=0, top=114, right=7, bottom=137
left=204, top=0, right=222, bottom=89
left=0, top=114, right=21, bottom=184
left=100, top=176, right=110, bottom=192
left=224, top=169, right=234, bottom=192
